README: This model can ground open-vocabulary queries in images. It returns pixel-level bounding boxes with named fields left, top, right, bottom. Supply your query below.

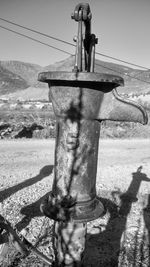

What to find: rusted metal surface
left=71, top=3, right=92, bottom=72
left=39, top=73, right=121, bottom=223
left=39, top=72, right=147, bottom=224
left=38, top=71, right=148, bottom=125
left=38, top=2, right=148, bottom=266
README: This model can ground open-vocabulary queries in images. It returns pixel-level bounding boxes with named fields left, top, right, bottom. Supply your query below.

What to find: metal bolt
left=73, top=36, right=77, bottom=42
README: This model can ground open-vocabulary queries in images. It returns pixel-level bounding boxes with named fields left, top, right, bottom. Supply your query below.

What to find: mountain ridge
left=0, top=56, right=150, bottom=100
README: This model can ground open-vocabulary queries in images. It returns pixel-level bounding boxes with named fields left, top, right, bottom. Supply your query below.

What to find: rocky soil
left=0, top=139, right=150, bottom=266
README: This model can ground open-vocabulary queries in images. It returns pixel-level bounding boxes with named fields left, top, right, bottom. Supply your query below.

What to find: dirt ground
left=0, top=138, right=150, bottom=266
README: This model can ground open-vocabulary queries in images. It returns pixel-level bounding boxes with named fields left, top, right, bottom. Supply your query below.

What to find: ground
left=0, top=139, right=150, bottom=266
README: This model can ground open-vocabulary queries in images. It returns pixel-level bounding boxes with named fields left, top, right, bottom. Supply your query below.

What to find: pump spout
left=97, top=88, right=148, bottom=125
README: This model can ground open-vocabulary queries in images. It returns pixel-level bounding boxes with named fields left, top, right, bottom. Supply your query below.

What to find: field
left=0, top=139, right=150, bottom=266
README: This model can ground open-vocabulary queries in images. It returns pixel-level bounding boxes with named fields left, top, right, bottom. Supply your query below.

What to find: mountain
left=0, top=63, right=28, bottom=94
left=0, top=56, right=150, bottom=100
left=0, top=60, right=42, bottom=86
left=0, top=60, right=44, bottom=98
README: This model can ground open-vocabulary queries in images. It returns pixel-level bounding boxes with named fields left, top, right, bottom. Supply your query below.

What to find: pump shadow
left=0, top=165, right=53, bottom=203
left=15, top=191, right=51, bottom=232
left=83, top=166, right=150, bottom=266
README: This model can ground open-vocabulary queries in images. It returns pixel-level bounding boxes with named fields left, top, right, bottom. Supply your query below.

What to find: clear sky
left=0, top=0, right=150, bottom=68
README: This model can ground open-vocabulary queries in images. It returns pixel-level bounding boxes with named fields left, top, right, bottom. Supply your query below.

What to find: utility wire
left=0, top=23, right=150, bottom=85
left=0, top=17, right=149, bottom=71
left=95, top=52, right=149, bottom=71
left=0, top=25, right=73, bottom=56
left=0, top=17, right=75, bottom=48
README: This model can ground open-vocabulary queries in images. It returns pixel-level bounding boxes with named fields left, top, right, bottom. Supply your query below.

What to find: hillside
left=0, top=60, right=42, bottom=86
left=0, top=60, right=43, bottom=98
left=0, top=56, right=150, bottom=100
left=0, top=63, right=28, bottom=94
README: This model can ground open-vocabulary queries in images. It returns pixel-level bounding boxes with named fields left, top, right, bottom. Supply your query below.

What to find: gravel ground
left=0, top=139, right=150, bottom=266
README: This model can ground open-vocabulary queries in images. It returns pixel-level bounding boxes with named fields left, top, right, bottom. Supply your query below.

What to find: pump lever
left=72, top=3, right=96, bottom=72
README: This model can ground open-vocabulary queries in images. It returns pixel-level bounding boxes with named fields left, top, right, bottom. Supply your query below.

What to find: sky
left=0, top=0, right=150, bottom=68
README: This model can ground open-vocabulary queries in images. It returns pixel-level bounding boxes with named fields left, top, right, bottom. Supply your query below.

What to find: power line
left=0, top=17, right=149, bottom=71
left=95, top=52, right=150, bottom=71
left=0, top=17, right=76, bottom=48
left=0, top=23, right=150, bottom=86
left=0, top=25, right=73, bottom=56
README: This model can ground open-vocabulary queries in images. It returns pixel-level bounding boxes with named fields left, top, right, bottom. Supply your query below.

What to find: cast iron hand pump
left=38, top=3, right=148, bottom=266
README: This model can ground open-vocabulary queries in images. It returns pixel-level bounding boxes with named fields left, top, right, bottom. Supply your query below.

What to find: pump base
left=72, top=197, right=104, bottom=223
